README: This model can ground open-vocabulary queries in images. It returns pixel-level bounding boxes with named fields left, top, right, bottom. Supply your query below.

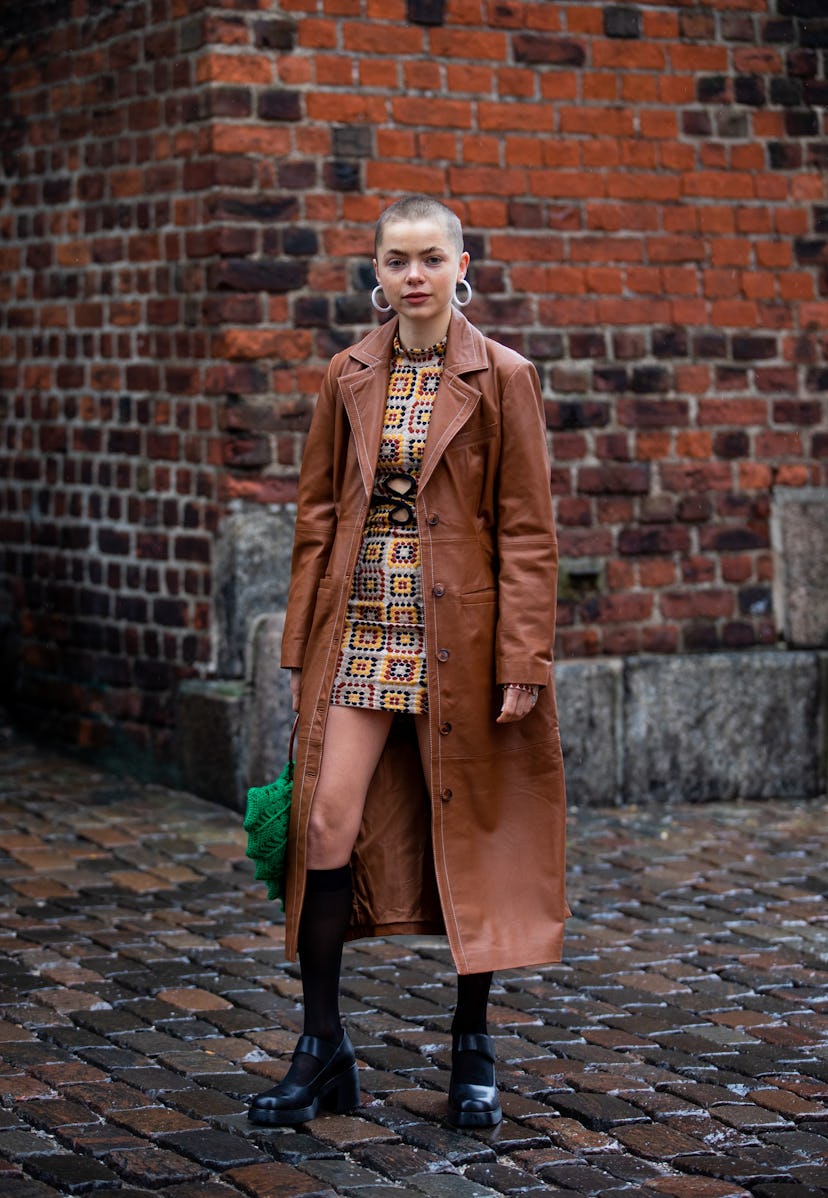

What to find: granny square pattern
left=331, top=336, right=446, bottom=715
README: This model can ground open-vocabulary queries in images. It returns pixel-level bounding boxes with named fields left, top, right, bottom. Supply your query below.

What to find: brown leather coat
left=280, top=309, right=568, bottom=974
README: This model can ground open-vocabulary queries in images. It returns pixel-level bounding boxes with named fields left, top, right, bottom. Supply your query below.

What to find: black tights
left=294, top=866, right=493, bottom=1081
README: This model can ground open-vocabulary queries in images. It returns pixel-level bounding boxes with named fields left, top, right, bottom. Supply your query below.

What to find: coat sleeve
left=280, top=361, right=340, bottom=670
left=494, top=359, right=558, bottom=687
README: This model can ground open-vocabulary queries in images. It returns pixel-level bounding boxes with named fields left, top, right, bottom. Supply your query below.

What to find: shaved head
left=375, top=195, right=464, bottom=257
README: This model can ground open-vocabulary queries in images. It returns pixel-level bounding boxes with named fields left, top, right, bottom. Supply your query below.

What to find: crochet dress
left=330, top=335, right=446, bottom=715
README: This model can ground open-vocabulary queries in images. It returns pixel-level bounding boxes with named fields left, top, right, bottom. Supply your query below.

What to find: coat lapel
left=338, top=320, right=396, bottom=495
left=418, top=310, right=489, bottom=492
left=337, top=309, right=490, bottom=496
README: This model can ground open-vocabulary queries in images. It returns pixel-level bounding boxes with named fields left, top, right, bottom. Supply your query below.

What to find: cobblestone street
left=0, top=732, right=826, bottom=1198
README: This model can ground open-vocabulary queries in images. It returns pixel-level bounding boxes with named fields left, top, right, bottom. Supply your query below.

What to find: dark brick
left=294, top=296, right=329, bottom=327
left=785, top=109, right=819, bottom=136
left=804, top=80, right=828, bottom=105
left=214, top=258, right=307, bottom=292
left=682, top=110, right=713, bottom=138
left=253, top=17, right=296, bottom=50
left=578, top=464, right=650, bottom=494
left=514, top=34, right=585, bottom=66
left=407, top=0, right=445, bottom=23
left=569, top=332, right=606, bottom=358
left=763, top=17, right=796, bottom=41
left=208, top=194, right=298, bottom=223
left=799, top=17, right=828, bottom=47
left=546, top=401, right=609, bottom=429
left=732, top=335, right=778, bottom=360
left=770, top=77, right=802, bottom=106
left=153, top=599, right=188, bottom=627
left=652, top=327, right=689, bottom=357
left=203, top=83, right=251, bottom=117
left=717, top=111, right=748, bottom=138
left=325, top=161, right=361, bottom=191
left=735, top=76, right=766, bottom=106
left=714, top=431, right=749, bottom=459
left=279, top=161, right=317, bottom=189
left=697, top=75, right=729, bottom=103
left=604, top=6, right=641, bottom=38
left=770, top=142, right=803, bottom=170
left=283, top=227, right=319, bottom=256
left=593, top=367, right=628, bottom=392
left=333, top=126, right=373, bottom=157
left=258, top=90, right=302, bottom=122
left=618, top=526, right=691, bottom=554
left=631, top=366, right=670, bottom=393
left=738, top=586, right=772, bottom=616
left=98, top=529, right=130, bottom=555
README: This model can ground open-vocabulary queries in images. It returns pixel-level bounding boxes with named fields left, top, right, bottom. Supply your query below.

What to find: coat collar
left=339, top=310, right=489, bottom=495
left=348, top=308, right=489, bottom=376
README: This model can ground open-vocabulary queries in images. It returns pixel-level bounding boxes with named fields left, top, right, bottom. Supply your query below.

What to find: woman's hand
left=290, top=669, right=302, bottom=713
left=496, top=684, right=538, bottom=724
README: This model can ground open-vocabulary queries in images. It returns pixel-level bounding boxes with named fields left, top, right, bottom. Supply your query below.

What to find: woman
left=248, top=195, right=567, bottom=1130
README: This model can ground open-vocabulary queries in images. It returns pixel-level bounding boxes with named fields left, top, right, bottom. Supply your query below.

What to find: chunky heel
left=447, top=1032, right=502, bottom=1130
left=321, top=1061, right=360, bottom=1113
left=248, top=1030, right=358, bottom=1126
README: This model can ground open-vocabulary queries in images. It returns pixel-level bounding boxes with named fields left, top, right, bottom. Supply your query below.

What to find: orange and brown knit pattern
left=331, top=337, right=446, bottom=715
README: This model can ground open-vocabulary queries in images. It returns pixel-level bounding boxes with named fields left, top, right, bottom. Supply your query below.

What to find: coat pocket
left=460, top=587, right=498, bottom=606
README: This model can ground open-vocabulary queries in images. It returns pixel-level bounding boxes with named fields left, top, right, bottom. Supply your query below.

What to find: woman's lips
left=404, top=293, right=429, bottom=303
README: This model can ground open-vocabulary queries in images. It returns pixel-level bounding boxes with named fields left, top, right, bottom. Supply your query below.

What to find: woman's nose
left=406, top=259, right=424, bottom=281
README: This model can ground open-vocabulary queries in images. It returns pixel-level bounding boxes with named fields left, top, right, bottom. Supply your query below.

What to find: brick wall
left=0, top=1, right=223, bottom=768
left=1, top=0, right=826, bottom=775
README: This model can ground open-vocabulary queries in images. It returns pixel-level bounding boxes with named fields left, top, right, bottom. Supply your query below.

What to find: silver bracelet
left=503, top=683, right=538, bottom=695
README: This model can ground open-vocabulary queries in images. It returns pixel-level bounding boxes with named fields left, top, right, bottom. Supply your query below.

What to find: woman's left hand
left=496, top=684, right=539, bottom=724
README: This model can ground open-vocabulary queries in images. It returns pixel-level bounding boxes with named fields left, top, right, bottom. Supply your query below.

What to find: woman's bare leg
left=293, top=705, right=394, bottom=1070
left=306, top=704, right=395, bottom=869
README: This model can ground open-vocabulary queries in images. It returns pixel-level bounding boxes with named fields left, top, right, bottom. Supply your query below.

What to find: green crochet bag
left=243, top=717, right=297, bottom=907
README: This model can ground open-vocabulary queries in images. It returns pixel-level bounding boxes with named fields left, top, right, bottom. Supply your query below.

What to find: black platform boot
left=248, top=1029, right=359, bottom=1125
left=248, top=865, right=359, bottom=1126
left=447, top=1032, right=502, bottom=1128
left=446, top=970, right=502, bottom=1129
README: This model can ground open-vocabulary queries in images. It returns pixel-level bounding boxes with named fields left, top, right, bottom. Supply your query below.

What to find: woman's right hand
left=290, top=669, right=302, bottom=713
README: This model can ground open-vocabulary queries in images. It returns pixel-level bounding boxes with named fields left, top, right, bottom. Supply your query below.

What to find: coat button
left=440, top=787, right=453, bottom=801
left=427, top=513, right=440, bottom=525
left=439, top=722, right=452, bottom=735
left=437, top=648, right=450, bottom=662
left=432, top=584, right=445, bottom=597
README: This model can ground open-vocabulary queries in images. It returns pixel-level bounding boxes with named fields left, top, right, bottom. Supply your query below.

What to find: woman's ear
left=457, top=250, right=470, bottom=279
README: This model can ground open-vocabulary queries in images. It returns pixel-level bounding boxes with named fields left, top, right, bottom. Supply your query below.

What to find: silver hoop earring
left=453, top=278, right=472, bottom=308
left=371, top=285, right=392, bottom=313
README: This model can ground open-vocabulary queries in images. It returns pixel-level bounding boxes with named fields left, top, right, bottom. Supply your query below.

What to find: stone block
left=214, top=504, right=296, bottom=677
left=622, top=650, right=822, bottom=802
left=771, top=487, right=828, bottom=648
left=555, top=659, right=622, bottom=806
left=245, top=612, right=294, bottom=788
left=177, top=679, right=247, bottom=810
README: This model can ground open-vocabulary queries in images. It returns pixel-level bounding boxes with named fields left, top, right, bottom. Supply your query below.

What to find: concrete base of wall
left=556, top=649, right=824, bottom=805
left=178, top=627, right=826, bottom=811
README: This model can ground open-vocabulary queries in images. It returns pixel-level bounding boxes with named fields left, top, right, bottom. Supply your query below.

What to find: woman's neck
left=396, top=310, right=452, bottom=352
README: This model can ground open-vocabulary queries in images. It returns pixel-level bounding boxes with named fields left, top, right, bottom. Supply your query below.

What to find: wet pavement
left=0, top=729, right=826, bottom=1198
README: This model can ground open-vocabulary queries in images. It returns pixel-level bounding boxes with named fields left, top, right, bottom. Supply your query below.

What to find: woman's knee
left=306, top=788, right=360, bottom=865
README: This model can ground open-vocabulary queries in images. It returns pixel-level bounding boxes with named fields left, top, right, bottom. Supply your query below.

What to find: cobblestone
left=0, top=733, right=826, bottom=1195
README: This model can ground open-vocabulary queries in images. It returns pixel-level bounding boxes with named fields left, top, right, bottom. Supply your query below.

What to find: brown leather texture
left=280, top=309, right=568, bottom=975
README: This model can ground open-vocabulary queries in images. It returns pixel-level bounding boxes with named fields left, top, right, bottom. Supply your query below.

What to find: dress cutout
left=330, top=335, right=446, bottom=715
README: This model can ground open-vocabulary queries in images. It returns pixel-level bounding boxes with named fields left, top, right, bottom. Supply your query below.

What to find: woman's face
left=374, top=217, right=470, bottom=336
